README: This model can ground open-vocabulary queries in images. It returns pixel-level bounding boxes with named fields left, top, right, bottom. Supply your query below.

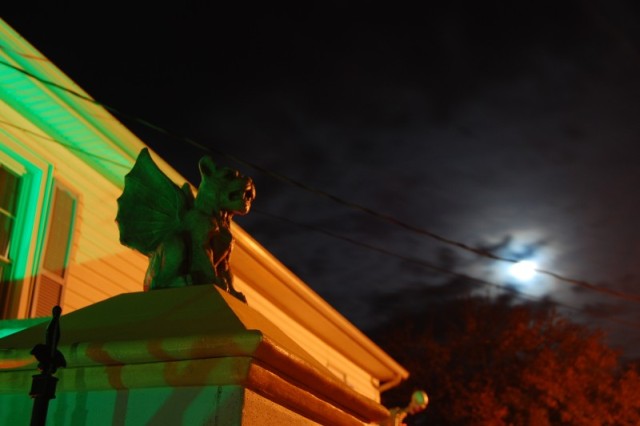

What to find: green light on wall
left=0, top=317, right=49, bottom=339
left=0, top=141, right=49, bottom=282
left=0, top=43, right=131, bottom=188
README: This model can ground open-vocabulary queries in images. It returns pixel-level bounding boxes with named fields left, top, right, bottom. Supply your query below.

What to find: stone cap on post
left=0, top=285, right=390, bottom=425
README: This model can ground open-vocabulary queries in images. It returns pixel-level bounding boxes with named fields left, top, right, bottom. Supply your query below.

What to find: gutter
left=378, top=372, right=405, bottom=393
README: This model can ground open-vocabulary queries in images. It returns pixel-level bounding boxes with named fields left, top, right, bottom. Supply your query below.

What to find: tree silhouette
left=372, top=294, right=640, bottom=425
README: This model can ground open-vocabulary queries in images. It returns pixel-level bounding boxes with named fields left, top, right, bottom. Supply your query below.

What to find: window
left=0, top=165, right=20, bottom=260
left=31, top=184, right=77, bottom=317
left=0, top=151, right=78, bottom=319
left=0, top=165, right=21, bottom=313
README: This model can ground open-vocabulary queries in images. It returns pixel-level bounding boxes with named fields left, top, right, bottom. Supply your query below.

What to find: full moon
left=509, top=260, right=537, bottom=282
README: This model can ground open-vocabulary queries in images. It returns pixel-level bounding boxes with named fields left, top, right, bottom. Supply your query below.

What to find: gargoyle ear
left=199, top=157, right=216, bottom=177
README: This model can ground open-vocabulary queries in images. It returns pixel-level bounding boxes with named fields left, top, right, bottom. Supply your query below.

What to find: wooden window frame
left=0, top=158, right=30, bottom=319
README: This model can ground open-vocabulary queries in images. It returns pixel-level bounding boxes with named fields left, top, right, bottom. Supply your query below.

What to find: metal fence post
left=29, top=305, right=66, bottom=426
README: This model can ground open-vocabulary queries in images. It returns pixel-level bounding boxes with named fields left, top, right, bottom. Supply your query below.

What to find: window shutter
left=32, top=185, right=77, bottom=317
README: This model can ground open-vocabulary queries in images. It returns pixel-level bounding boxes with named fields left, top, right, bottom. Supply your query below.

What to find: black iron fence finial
left=29, top=305, right=66, bottom=426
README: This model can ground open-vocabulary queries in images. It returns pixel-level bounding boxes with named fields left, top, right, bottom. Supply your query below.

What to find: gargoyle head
left=196, top=156, right=256, bottom=217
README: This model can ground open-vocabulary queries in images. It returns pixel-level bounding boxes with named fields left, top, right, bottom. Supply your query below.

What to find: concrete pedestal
left=0, top=286, right=389, bottom=425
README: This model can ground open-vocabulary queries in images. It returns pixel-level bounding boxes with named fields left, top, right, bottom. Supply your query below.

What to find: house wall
left=0, top=98, right=147, bottom=318
left=237, top=278, right=380, bottom=401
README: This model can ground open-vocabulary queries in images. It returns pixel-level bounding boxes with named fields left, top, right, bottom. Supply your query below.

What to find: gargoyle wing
left=116, top=148, right=194, bottom=256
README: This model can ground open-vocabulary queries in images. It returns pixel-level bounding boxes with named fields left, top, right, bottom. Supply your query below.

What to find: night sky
left=4, top=2, right=640, bottom=356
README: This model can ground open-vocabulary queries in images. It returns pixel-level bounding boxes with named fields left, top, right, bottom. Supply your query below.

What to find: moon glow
left=509, top=260, right=537, bottom=282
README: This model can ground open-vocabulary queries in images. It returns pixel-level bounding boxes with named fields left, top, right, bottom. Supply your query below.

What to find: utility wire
left=254, top=209, right=640, bottom=305
left=255, top=207, right=482, bottom=279
left=5, top=93, right=637, bottom=333
left=2, top=58, right=640, bottom=304
left=0, top=118, right=130, bottom=168
left=2, top=90, right=640, bottom=322
left=0, top=59, right=97, bottom=103
left=254, top=208, right=640, bottom=331
left=0, top=43, right=49, bottom=62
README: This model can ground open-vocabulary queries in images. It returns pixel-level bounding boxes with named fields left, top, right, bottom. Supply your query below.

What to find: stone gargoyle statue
left=116, top=148, right=256, bottom=302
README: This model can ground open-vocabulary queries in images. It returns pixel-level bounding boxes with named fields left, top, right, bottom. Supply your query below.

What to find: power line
left=255, top=207, right=482, bottom=280
left=0, top=43, right=49, bottom=62
left=2, top=58, right=640, bottom=304
left=0, top=59, right=97, bottom=103
left=4, top=87, right=631, bottom=328
left=3, top=90, right=636, bottom=333
left=254, top=208, right=640, bottom=303
left=254, top=208, right=640, bottom=332
left=0, top=118, right=130, bottom=168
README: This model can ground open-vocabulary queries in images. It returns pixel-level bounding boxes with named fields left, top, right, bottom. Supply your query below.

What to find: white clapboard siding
left=234, top=275, right=381, bottom=402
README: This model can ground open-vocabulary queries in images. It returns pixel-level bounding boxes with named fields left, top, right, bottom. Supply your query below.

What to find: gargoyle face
left=197, top=157, right=256, bottom=216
